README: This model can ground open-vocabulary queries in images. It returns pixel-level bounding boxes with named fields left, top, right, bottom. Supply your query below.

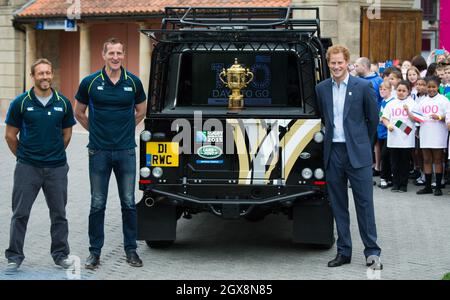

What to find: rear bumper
left=140, top=184, right=326, bottom=205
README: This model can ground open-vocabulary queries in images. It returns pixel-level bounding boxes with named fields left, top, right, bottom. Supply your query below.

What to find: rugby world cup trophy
left=219, top=58, right=254, bottom=110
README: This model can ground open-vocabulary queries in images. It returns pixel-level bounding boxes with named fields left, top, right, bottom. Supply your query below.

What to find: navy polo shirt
left=5, top=88, right=76, bottom=168
left=75, top=67, right=146, bottom=150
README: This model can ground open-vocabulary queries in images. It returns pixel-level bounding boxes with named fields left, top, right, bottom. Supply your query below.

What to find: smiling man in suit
left=315, top=45, right=382, bottom=269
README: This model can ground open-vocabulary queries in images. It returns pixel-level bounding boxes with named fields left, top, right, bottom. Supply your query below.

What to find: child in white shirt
left=410, top=76, right=449, bottom=196
left=378, top=80, right=395, bottom=189
left=382, top=81, right=416, bottom=192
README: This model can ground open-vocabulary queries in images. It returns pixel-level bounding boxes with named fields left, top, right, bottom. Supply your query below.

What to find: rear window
left=176, top=52, right=303, bottom=107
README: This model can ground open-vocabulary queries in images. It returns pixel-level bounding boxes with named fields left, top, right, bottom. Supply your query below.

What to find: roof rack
left=159, top=6, right=320, bottom=36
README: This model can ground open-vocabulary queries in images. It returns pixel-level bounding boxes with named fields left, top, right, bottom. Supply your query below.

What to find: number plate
left=146, top=142, right=179, bottom=167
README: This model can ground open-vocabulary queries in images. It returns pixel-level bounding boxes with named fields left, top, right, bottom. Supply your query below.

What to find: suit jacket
left=315, top=75, right=379, bottom=169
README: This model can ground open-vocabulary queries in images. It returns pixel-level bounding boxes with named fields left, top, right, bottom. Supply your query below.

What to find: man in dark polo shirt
left=4, top=58, right=76, bottom=274
left=75, top=38, right=146, bottom=269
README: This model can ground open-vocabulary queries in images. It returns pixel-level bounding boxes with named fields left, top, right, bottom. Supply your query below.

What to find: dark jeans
left=5, top=162, right=70, bottom=265
left=88, top=149, right=137, bottom=256
left=390, top=148, right=412, bottom=188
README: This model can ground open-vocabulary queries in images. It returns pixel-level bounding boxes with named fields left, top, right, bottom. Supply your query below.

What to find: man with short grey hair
left=354, top=57, right=383, bottom=104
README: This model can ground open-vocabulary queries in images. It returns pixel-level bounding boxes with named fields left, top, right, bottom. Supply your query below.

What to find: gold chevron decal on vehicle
left=227, top=119, right=251, bottom=184
left=252, top=119, right=268, bottom=158
left=229, top=118, right=320, bottom=185
left=283, top=120, right=321, bottom=180
left=264, top=119, right=303, bottom=180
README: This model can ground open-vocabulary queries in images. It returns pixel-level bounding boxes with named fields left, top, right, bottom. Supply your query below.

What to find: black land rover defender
left=137, top=6, right=334, bottom=248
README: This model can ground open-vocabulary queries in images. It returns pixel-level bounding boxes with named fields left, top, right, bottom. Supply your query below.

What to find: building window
left=422, top=38, right=431, bottom=52
left=421, top=31, right=437, bottom=60
left=421, top=0, right=437, bottom=21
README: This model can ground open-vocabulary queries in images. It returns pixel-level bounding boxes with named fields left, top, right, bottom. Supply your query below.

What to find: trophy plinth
left=219, top=58, right=254, bottom=110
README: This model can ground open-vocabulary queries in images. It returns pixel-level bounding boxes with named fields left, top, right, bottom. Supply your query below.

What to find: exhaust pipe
left=144, top=197, right=155, bottom=207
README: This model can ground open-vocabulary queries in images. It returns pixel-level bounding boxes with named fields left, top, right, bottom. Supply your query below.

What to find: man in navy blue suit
left=315, top=45, right=382, bottom=268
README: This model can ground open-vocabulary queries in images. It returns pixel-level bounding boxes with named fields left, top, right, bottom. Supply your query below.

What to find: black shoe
left=85, top=254, right=100, bottom=270
left=434, top=188, right=443, bottom=196
left=409, top=169, right=420, bottom=179
left=398, top=186, right=407, bottom=193
left=417, top=188, right=433, bottom=195
left=372, top=168, right=381, bottom=177
left=327, top=254, right=351, bottom=267
left=126, top=251, right=143, bottom=267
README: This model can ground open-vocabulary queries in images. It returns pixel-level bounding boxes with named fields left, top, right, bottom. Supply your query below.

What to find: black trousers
left=379, top=139, right=392, bottom=181
left=390, top=148, right=412, bottom=188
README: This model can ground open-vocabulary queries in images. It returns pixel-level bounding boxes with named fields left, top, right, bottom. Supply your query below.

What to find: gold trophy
left=219, top=58, right=254, bottom=110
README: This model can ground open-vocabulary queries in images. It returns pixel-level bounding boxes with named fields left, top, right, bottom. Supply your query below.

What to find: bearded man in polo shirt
left=4, top=58, right=76, bottom=274
left=75, top=38, right=147, bottom=269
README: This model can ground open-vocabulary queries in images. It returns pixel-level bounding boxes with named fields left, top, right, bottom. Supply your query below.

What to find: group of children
left=375, top=63, right=450, bottom=196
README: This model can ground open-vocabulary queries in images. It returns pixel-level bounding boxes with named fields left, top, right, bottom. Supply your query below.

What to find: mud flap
left=136, top=197, right=177, bottom=242
left=292, top=197, right=335, bottom=248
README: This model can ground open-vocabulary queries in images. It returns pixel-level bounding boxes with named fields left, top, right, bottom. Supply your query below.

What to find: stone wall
left=292, top=0, right=415, bottom=60
left=0, top=3, right=25, bottom=122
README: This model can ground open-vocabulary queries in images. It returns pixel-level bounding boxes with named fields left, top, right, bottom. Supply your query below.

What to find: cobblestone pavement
left=0, top=126, right=449, bottom=280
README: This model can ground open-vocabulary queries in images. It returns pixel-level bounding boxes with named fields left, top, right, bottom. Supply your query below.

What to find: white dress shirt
left=332, top=73, right=350, bottom=142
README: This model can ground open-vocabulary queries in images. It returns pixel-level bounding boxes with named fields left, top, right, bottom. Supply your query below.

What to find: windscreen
left=177, top=52, right=302, bottom=107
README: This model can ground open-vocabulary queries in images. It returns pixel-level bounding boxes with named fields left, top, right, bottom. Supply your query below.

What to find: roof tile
left=16, top=0, right=292, bottom=18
